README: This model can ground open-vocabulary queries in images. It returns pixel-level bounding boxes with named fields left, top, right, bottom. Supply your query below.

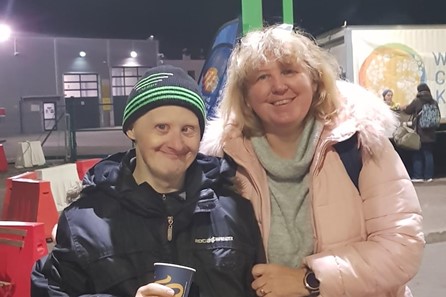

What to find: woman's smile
left=271, top=98, right=294, bottom=106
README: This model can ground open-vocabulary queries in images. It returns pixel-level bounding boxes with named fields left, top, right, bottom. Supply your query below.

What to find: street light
left=0, top=24, right=11, bottom=42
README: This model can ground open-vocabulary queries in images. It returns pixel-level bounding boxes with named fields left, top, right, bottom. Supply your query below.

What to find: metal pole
left=241, top=0, right=263, bottom=34
left=282, top=0, right=294, bottom=25
left=66, top=112, right=77, bottom=163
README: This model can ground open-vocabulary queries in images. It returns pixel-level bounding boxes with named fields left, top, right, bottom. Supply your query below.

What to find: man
left=36, top=65, right=265, bottom=297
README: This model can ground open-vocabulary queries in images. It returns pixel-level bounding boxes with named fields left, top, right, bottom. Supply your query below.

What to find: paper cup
left=154, top=262, right=196, bottom=297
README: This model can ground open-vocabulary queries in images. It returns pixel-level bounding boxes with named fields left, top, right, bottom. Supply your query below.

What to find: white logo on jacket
left=194, top=236, right=233, bottom=244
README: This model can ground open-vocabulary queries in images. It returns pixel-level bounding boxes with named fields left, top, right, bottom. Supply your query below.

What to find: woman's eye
left=257, top=74, right=268, bottom=81
left=283, top=69, right=295, bottom=75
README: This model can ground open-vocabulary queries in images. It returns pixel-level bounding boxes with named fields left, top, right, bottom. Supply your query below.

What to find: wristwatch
left=304, top=268, right=320, bottom=296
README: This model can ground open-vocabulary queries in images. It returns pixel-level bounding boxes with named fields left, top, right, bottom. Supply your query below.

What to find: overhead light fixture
left=130, top=50, right=138, bottom=58
left=79, top=51, right=86, bottom=57
left=0, top=24, right=12, bottom=42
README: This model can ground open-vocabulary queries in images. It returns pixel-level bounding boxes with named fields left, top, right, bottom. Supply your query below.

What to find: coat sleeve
left=41, top=212, right=118, bottom=297
left=403, top=98, right=419, bottom=115
left=304, top=138, right=424, bottom=296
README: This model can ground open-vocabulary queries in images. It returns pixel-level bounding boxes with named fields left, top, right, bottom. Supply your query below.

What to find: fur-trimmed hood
left=200, top=80, right=399, bottom=156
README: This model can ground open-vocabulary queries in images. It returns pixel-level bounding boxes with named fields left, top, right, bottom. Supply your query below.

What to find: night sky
left=1, top=0, right=445, bottom=58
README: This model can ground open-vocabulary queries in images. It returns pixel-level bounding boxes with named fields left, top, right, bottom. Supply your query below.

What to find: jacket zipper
left=162, top=193, right=174, bottom=242
left=167, top=215, right=174, bottom=241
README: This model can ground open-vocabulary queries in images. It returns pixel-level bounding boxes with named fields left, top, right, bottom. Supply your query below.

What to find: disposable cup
left=154, top=262, right=196, bottom=297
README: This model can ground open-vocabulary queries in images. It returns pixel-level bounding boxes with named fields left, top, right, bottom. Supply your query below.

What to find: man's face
left=126, top=105, right=200, bottom=188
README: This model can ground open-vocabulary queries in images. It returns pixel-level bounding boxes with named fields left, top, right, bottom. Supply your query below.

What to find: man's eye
left=183, top=126, right=197, bottom=135
left=155, top=124, right=167, bottom=130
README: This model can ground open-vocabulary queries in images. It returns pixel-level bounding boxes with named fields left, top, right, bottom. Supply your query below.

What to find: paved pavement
left=409, top=241, right=446, bottom=296
left=1, top=130, right=445, bottom=295
left=411, top=179, right=446, bottom=244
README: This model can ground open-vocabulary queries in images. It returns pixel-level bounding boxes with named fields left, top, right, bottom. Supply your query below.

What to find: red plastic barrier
left=0, top=144, right=7, bottom=172
left=76, top=158, right=101, bottom=180
left=5, top=178, right=59, bottom=240
left=1, top=172, right=37, bottom=221
left=0, top=221, right=48, bottom=297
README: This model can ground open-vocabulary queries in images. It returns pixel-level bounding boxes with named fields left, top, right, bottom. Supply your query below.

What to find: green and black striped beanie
left=122, top=65, right=206, bottom=138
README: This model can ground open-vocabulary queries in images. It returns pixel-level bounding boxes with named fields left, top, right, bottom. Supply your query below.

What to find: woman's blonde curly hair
left=218, top=25, right=341, bottom=138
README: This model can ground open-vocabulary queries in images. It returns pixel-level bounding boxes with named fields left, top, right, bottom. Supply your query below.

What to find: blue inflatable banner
left=198, top=18, right=241, bottom=119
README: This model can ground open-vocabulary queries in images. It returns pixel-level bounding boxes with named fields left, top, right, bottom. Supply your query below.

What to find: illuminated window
left=111, top=67, right=150, bottom=96
left=64, top=73, right=99, bottom=98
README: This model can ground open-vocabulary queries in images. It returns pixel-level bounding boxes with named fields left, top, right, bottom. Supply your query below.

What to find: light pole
left=241, top=0, right=294, bottom=34
left=283, top=0, right=294, bottom=25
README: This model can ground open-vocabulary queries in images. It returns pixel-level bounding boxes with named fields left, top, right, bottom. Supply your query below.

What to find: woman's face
left=245, top=60, right=315, bottom=134
left=384, top=91, right=393, bottom=103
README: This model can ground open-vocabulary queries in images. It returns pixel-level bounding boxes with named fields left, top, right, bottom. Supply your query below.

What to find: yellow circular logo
left=359, top=43, right=425, bottom=104
left=202, top=67, right=219, bottom=94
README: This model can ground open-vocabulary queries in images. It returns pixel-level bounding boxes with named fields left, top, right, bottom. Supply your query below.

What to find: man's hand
left=251, top=263, right=309, bottom=297
left=135, top=283, right=175, bottom=297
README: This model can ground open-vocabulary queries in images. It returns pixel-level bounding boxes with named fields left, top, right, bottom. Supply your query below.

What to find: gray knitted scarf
left=251, top=117, right=323, bottom=267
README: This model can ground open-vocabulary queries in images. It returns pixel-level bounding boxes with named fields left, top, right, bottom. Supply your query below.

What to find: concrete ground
left=409, top=241, right=446, bottom=296
left=1, top=130, right=445, bottom=295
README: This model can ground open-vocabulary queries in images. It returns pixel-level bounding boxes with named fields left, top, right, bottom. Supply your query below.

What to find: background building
left=0, top=32, right=204, bottom=137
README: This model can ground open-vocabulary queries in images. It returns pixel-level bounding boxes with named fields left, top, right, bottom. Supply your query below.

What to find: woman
left=382, top=89, right=400, bottom=111
left=201, top=25, right=424, bottom=297
left=37, top=65, right=265, bottom=297
left=402, top=83, right=439, bottom=182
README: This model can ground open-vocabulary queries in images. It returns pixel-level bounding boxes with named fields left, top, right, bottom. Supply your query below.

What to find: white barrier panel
left=15, top=141, right=46, bottom=168
left=35, top=163, right=80, bottom=211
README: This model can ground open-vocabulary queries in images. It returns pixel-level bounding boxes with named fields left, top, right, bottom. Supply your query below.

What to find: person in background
left=35, top=65, right=265, bottom=297
left=201, top=25, right=424, bottom=297
left=382, top=88, right=400, bottom=111
left=402, top=82, right=439, bottom=182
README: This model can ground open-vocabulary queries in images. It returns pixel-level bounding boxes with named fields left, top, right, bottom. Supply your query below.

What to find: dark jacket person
left=403, top=82, right=439, bottom=181
left=403, top=83, right=438, bottom=143
left=36, top=65, right=265, bottom=297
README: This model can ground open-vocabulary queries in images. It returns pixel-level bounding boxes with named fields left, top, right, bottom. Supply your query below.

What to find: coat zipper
left=167, top=215, right=174, bottom=241
left=161, top=193, right=174, bottom=242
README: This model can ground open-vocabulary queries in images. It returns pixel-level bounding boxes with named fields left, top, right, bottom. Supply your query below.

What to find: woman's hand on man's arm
left=251, top=263, right=310, bottom=297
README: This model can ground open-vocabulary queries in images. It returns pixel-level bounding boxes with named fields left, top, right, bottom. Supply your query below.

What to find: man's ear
left=126, top=128, right=136, bottom=142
